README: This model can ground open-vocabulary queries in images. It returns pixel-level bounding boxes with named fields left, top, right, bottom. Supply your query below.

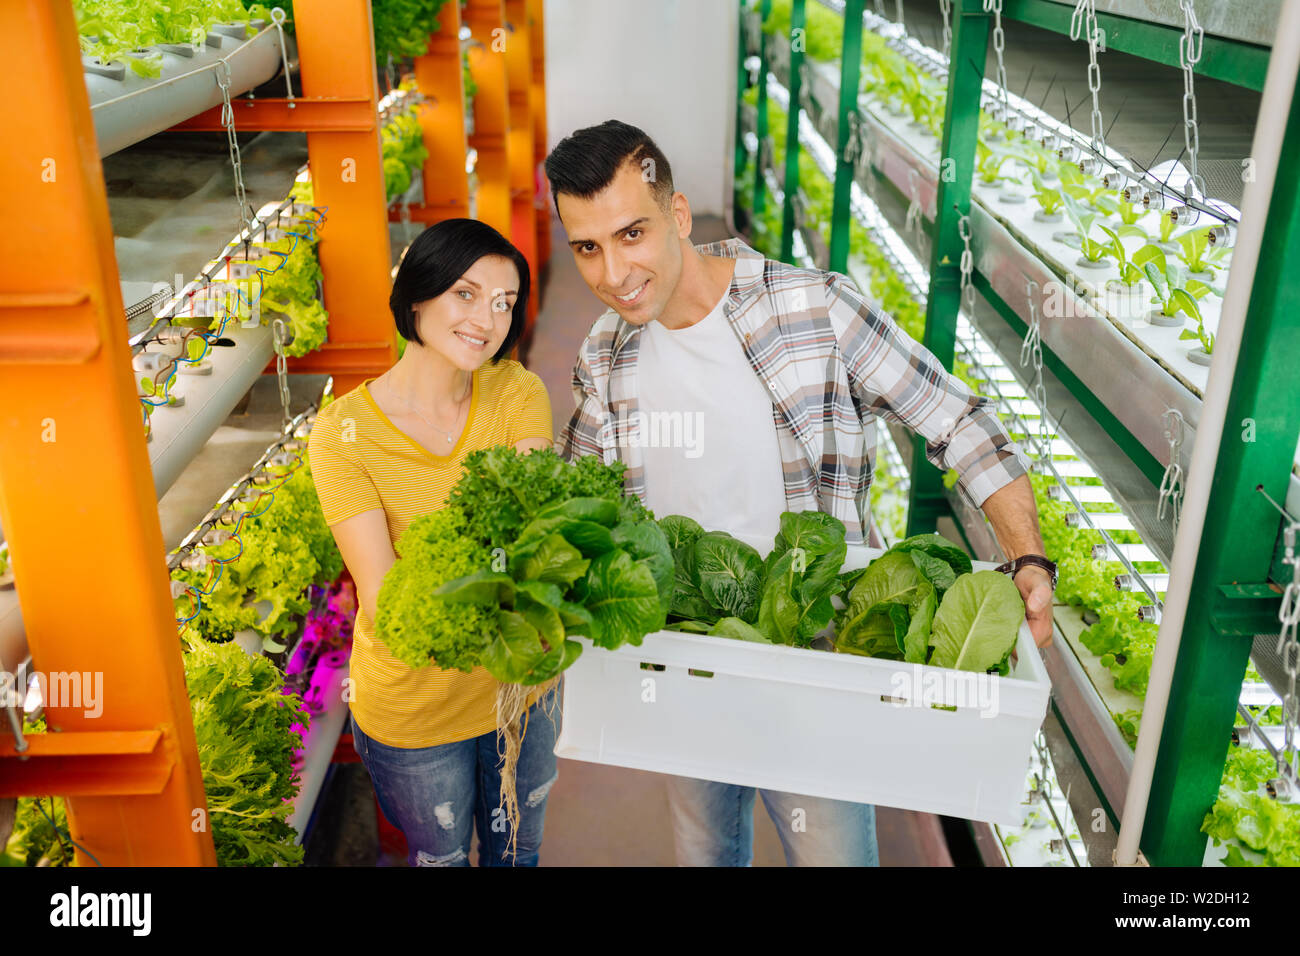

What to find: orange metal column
left=290, top=0, right=396, bottom=395
left=465, top=0, right=511, bottom=238
left=0, top=0, right=214, bottom=865
left=528, top=0, right=551, bottom=269
left=411, top=3, right=471, bottom=223
left=505, top=0, right=537, bottom=333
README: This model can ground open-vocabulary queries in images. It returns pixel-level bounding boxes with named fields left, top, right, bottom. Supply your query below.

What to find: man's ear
left=672, top=191, right=692, bottom=239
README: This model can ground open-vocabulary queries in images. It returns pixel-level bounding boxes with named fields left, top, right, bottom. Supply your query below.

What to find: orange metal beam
left=0, top=0, right=215, bottom=866
left=506, top=0, right=538, bottom=331
left=413, top=2, right=471, bottom=222
left=0, top=731, right=175, bottom=798
left=278, top=339, right=395, bottom=380
left=386, top=202, right=466, bottom=223
left=169, top=97, right=377, bottom=132
left=528, top=0, right=551, bottom=268
left=296, top=0, right=396, bottom=396
left=465, top=0, right=511, bottom=238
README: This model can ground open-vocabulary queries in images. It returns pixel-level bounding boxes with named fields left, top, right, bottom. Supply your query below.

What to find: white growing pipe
left=89, top=27, right=282, bottom=157
left=1115, top=0, right=1300, bottom=865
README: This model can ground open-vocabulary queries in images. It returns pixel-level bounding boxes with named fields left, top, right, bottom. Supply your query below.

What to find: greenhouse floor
left=296, top=211, right=958, bottom=866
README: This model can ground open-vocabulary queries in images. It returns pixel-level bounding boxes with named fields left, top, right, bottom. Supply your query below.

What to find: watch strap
left=994, top=554, right=1058, bottom=589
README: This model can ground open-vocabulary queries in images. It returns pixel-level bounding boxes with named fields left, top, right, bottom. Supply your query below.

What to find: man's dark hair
left=389, top=218, right=529, bottom=363
left=544, top=120, right=674, bottom=217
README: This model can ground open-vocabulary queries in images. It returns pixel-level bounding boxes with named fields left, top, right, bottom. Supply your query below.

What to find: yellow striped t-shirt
left=307, top=359, right=552, bottom=748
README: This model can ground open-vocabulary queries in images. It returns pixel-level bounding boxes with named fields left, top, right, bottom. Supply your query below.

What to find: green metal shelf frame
left=731, top=0, right=1300, bottom=866
left=1002, top=0, right=1270, bottom=92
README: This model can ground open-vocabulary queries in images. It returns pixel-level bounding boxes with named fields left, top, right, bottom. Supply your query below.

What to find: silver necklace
left=386, top=377, right=471, bottom=446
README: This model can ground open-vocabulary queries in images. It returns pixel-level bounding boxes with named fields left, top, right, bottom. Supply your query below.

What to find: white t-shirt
left=635, top=287, right=788, bottom=550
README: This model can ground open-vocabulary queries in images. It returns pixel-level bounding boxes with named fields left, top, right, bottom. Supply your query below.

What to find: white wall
left=542, top=0, right=737, bottom=218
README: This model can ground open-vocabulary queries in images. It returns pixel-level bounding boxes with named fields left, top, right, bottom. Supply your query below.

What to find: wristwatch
left=995, top=554, right=1058, bottom=590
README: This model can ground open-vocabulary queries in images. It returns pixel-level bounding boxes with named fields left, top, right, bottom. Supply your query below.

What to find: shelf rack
left=751, top=72, right=1144, bottom=854
left=530, top=0, right=551, bottom=276
left=0, top=0, right=451, bottom=866
left=401, top=4, right=473, bottom=225
left=87, top=18, right=285, bottom=158
left=734, top=0, right=1300, bottom=866
left=0, top=0, right=223, bottom=865
left=168, top=0, right=395, bottom=398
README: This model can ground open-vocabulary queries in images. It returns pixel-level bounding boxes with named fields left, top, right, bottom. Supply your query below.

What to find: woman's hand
left=515, top=436, right=554, bottom=454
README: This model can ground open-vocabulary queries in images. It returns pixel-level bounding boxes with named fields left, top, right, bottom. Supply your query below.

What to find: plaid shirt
left=557, top=237, right=1029, bottom=545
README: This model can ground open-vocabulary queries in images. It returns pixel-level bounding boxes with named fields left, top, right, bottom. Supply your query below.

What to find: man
left=547, top=119, right=1055, bottom=867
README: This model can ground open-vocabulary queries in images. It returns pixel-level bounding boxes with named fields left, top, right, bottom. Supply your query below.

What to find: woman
left=307, top=219, right=557, bottom=867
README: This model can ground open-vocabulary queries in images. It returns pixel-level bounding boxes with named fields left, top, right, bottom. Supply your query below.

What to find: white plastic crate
left=554, top=548, right=1051, bottom=825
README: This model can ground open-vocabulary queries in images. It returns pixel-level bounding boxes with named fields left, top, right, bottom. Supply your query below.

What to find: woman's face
left=412, top=254, right=519, bottom=370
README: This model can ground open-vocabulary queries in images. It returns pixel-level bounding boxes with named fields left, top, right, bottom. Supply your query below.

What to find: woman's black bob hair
left=390, top=218, right=530, bottom=363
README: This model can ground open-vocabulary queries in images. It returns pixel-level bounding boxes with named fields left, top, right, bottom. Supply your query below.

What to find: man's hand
left=980, top=475, right=1053, bottom=648
left=1016, top=565, right=1054, bottom=648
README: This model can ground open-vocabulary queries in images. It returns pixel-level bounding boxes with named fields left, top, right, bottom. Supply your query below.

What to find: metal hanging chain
left=1275, top=521, right=1300, bottom=793
left=216, top=60, right=255, bottom=239
left=1178, top=0, right=1206, bottom=198
left=904, top=170, right=928, bottom=264
left=272, top=318, right=292, bottom=431
left=798, top=58, right=815, bottom=116
left=270, top=7, right=296, bottom=104
left=984, top=0, right=1011, bottom=127
left=904, top=168, right=923, bottom=236
left=1019, top=279, right=1051, bottom=456
left=2, top=652, right=27, bottom=753
left=957, top=214, right=977, bottom=321
left=1020, top=279, right=1042, bottom=370
left=843, top=110, right=861, bottom=166
left=1070, top=0, right=1106, bottom=154
left=1156, top=408, right=1185, bottom=533
left=940, top=0, right=953, bottom=60
left=844, top=110, right=871, bottom=174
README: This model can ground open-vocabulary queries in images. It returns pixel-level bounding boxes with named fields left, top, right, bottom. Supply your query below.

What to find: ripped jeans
left=349, top=686, right=560, bottom=867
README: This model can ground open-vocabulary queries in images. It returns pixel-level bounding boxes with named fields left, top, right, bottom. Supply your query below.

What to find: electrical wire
left=170, top=438, right=311, bottom=628
left=35, top=797, right=103, bottom=868
left=137, top=214, right=323, bottom=411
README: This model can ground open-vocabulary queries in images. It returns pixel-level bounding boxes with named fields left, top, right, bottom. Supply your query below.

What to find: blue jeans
left=665, top=776, right=879, bottom=866
left=349, top=687, right=560, bottom=867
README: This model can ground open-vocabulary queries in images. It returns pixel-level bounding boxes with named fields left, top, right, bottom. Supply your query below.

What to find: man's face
left=556, top=161, right=688, bottom=326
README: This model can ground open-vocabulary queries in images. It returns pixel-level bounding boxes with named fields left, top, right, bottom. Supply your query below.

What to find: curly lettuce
left=75, top=0, right=277, bottom=78
left=375, top=507, right=498, bottom=671
left=376, top=449, right=669, bottom=684
left=1203, top=746, right=1300, bottom=867
left=185, top=639, right=308, bottom=866
left=382, top=112, right=429, bottom=202
left=174, top=464, right=343, bottom=641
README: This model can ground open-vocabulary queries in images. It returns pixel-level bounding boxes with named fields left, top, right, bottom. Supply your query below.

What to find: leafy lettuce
left=377, top=448, right=671, bottom=684
left=928, top=571, right=1025, bottom=671
left=834, top=534, right=1022, bottom=673
left=185, top=638, right=308, bottom=867
left=382, top=111, right=429, bottom=201
left=663, top=511, right=847, bottom=647
left=756, top=512, right=848, bottom=646
left=835, top=550, right=936, bottom=662
left=1203, top=746, right=1300, bottom=867
left=174, top=464, right=343, bottom=642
